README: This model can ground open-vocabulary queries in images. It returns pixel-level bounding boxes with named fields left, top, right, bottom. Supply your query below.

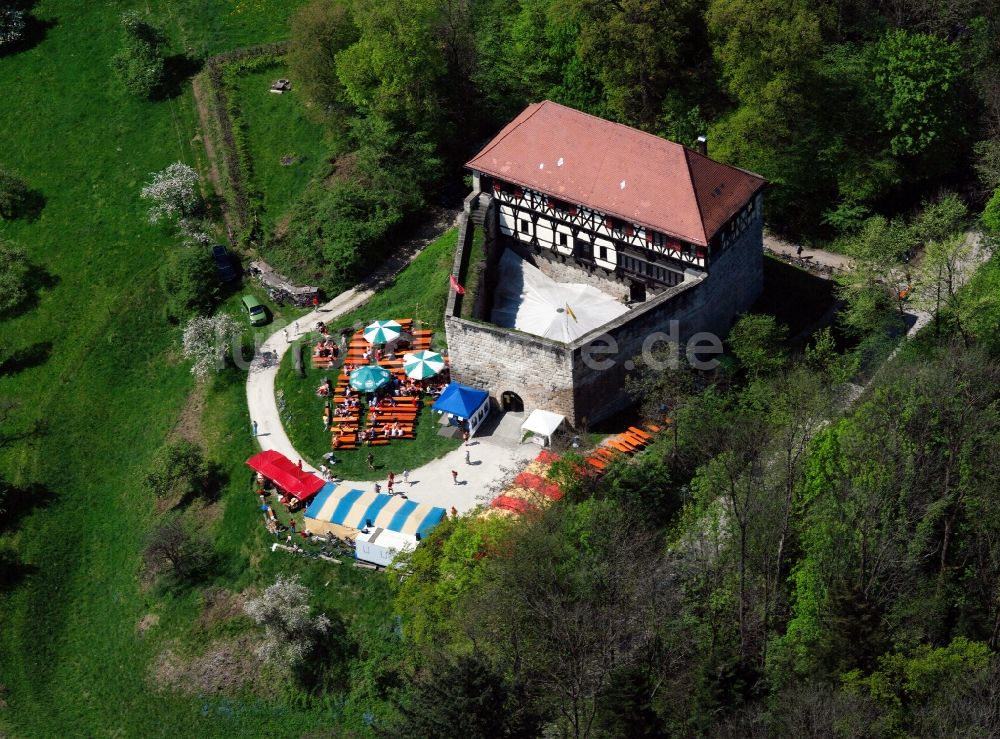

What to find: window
left=624, top=224, right=635, bottom=238
left=493, top=182, right=502, bottom=194
left=568, top=205, right=578, bottom=216
left=598, top=245, right=608, bottom=261
left=514, top=187, right=523, bottom=200
left=604, top=217, right=615, bottom=231
left=520, top=219, right=529, bottom=233
left=558, top=232, right=568, bottom=246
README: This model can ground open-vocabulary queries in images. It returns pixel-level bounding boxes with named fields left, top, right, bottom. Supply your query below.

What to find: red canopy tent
left=246, top=450, right=324, bottom=502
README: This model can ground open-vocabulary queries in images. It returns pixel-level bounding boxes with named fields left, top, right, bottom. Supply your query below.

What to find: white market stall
left=520, top=408, right=566, bottom=447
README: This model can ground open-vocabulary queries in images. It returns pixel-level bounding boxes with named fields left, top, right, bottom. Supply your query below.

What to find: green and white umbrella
left=363, top=320, right=402, bottom=345
left=349, top=365, right=392, bottom=393
left=402, top=350, right=446, bottom=380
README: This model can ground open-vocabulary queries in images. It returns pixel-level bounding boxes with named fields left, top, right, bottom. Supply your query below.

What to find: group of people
left=314, top=338, right=338, bottom=358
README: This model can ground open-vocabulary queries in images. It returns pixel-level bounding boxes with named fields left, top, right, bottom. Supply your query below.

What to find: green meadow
left=0, top=1, right=402, bottom=735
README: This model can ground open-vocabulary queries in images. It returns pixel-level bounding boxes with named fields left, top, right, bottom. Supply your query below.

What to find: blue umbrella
left=349, top=365, right=392, bottom=393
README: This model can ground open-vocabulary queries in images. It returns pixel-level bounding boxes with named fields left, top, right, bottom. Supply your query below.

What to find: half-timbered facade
left=467, top=100, right=766, bottom=295
left=446, top=101, right=767, bottom=427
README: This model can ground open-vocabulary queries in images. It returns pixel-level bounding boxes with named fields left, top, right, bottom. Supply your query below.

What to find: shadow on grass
left=154, top=54, right=204, bottom=101
left=0, top=480, right=57, bottom=535
left=0, top=8, right=57, bottom=60
left=0, top=548, right=36, bottom=593
left=0, top=263, right=59, bottom=320
left=0, top=341, right=52, bottom=376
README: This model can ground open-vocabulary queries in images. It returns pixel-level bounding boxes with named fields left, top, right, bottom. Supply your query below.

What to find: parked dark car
left=212, top=244, right=238, bottom=283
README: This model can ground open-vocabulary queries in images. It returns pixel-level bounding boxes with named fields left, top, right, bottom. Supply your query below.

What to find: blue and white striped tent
left=303, top=483, right=447, bottom=540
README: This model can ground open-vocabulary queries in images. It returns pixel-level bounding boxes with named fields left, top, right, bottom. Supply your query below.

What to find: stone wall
left=566, top=209, right=764, bottom=424
left=444, top=317, right=577, bottom=420
left=445, top=192, right=765, bottom=427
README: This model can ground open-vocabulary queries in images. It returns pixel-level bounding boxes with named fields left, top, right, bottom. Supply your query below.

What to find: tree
left=574, top=0, right=695, bottom=129
left=625, top=343, right=697, bottom=461
left=983, top=186, right=1000, bottom=234
left=142, top=440, right=216, bottom=501
left=467, top=501, right=667, bottom=738
left=335, top=0, right=448, bottom=134
left=0, top=239, right=30, bottom=316
left=843, top=638, right=994, bottom=736
left=0, top=168, right=29, bottom=219
left=392, top=514, right=512, bottom=650
left=244, top=574, right=331, bottom=667
left=111, top=11, right=167, bottom=99
left=181, top=314, right=242, bottom=376
left=394, top=653, right=529, bottom=739
left=705, top=0, right=828, bottom=229
left=140, top=162, right=201, bottom=224
left=727, top=314, right=787, bottom=379
left=0, top=6, right=25, bottom=48
left=286, top=0, right=358, bottom=124
left=142, top=515, right=212, bottom=585
left=160, top=247, right=218, bottom=321
left=834, top=215, right=910, bottom=336
left=871, top=29, right=963, bottom=158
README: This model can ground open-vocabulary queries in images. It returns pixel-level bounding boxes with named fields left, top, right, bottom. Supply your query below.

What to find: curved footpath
left=245, top=228, right=535, bottom=515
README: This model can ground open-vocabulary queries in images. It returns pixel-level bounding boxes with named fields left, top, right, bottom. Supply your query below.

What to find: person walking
left=462, top=429, right=470, bottom=446
left=366, top=452, right=375, bottom=471
left=402, top=469, right=410, bottom=485
left=387, top=478, right=394, bottom=495
left=450, top=506, right=458, bottom=517
left=451, top=469, right=459, bottom=485
left=283, top=328, right=289, bottom=343
left=796, top=245, right=803, bottom=258
left=374, top=482, right=382, bottom=494
left=252, top=420, right=258, bottom=437
left=465, top=450, right=471, bottom=465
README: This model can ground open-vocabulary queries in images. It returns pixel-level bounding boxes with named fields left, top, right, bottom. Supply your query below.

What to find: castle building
left=445, top=100, right=767, bottom=427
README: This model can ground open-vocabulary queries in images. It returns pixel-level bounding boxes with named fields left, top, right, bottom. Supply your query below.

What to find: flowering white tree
left=141, top=162, right=201, bottom=224
left=176, top=217, right=212, bottom=247
left=0, top=7, right=25, bottom=47
left=244, top=575, right=331, bottom=667
left=181, top=314, right=242, bottom=376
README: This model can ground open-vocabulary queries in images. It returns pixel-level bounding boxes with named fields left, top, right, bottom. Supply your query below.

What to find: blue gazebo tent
left=432, top=382, right=491, bottom=436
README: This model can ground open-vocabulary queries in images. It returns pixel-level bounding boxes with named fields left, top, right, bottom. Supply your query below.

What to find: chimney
left=696, top=135, right=708, bottom=156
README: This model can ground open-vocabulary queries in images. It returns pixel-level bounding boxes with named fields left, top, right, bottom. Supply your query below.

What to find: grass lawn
left=277, top=353, right=462, bottom=481
left=233, top=63, right=333, bottom=235
left=0, top=1, right=404, bottom=735
left=275, top=228, right=464, bottom=480
left=460, top=224, right=486, bottom=319
left=327, top=227, right=459, bottom=343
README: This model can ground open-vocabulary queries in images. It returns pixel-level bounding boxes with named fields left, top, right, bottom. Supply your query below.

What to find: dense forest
left=267, top=0, right=1000, bottom=290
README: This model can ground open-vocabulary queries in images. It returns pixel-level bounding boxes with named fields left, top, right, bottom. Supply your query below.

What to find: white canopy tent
left=520, top=408, right=566, bottom=447
left=491, top=250, right=629, bottom=343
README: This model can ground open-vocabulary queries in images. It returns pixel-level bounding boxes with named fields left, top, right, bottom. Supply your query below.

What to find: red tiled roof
left=466, top=101, right=766, bottom=247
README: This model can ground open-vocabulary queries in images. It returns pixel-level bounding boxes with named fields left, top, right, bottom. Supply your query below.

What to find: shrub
left=111, top=11, right=166, bottom=99
left=143, top=440, right=215, bottom=501
left=142, top=515, right=212, bottom=585
left=0, top=169, right=29, bottom=220
left=160, top=247, right=218, bottom=321
left=0, top=240, right=30, bottom=316
left=244, top=574, right=331, bottom=667
left=181, top=313, right=243, bottom=376
left=140, top=162, right=201, bottom=224
left=0, top=6, right=25, bottom=48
